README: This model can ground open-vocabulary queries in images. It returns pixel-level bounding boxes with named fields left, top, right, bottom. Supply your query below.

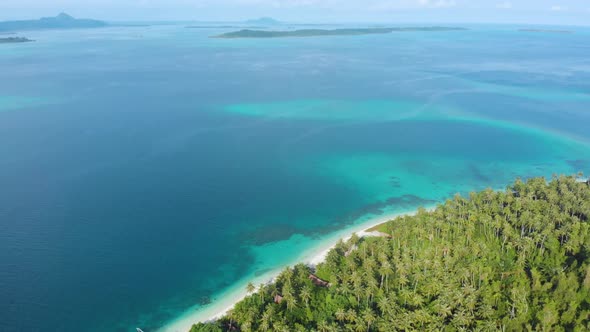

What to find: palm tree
left=284, top=293, right=297, bottom=312
left=300, top=285, right=312, bottom=308
left=346, top=308, right=358, bottom=323
left=362, top=308, right=376, bottom=331
left=317, top=320, right=330, bottom=332
left=435, top=300, right=452, bottom=319
left=353, top=283, right=365, bottom=306
left=282, top=267, right=294, bottom=285
left=353, top=321, right=366, bottom=332
left=260, top=307, right=273, bottom=332
left=246, top=282, right=256, bottom=294
left=377, top=296, right=391, bottom=316
left=338, top=279, right=353, bottom=297
left=240, top=320, right=252, bottom=332
left=379, top=261, right=392, bottom=290
left=258, top=283, right=266, bottom=302
left=350, top=272, right=363, bottom=304
left=335, top=308, right=346, bottom=322
left=260, top=317, right=270, bottom=332
left=366, top=276, right=378, bottom=306
left=272, top=322, right=291, bottom=332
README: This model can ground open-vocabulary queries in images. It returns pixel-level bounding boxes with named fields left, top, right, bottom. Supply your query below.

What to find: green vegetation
left=191, top=175, right=590, bottom=331
left=0, top=37, right=33, bottom=43
left=365, top=222, right=389, bottom=234
left=213, top=27, right=466, bottom=39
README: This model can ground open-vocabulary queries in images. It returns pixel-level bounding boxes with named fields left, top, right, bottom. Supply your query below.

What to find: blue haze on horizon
left=0, top=0, right=590, bottom=26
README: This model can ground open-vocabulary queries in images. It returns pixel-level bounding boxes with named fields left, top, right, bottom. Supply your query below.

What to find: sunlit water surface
left=1, top=24, right=589, bottom=332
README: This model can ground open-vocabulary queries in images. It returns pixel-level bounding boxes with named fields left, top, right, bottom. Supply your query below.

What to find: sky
left=0, top=0, right=589, bottom=25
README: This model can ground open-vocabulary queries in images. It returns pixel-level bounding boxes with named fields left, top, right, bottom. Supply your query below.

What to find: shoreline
left=159, top=206, right=434, bottom=332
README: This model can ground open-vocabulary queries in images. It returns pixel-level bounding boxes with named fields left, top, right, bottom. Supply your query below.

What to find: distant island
left=0, top=13, right=107, bottom=32
left=519, top=28, right=573, bottom=34
left=214, top=27, right=467, bottom=39
left=186, top=25, right=264, bottom=29
left=0, top=37, right=33, bottom=44
left=244, top=17, right=282, bottom=25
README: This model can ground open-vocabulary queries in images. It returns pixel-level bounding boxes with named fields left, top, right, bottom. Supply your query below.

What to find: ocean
left=1, top=24, right=589, bottom=332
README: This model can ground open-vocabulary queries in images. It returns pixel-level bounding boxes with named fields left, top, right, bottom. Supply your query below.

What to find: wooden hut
left=309, top=274, right=330, bottom=288
left=274, top=294, right=283, bottom=304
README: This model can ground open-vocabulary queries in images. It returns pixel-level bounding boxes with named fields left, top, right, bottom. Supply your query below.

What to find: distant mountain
left=0, top=37, right=33, bottom=44
left=0, top=13, right=107, bottom=32
left=244, top=17, right=281, bottom=26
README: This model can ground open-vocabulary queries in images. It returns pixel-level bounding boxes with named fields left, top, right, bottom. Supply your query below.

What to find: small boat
left=137, top=328, right=145, bottom=332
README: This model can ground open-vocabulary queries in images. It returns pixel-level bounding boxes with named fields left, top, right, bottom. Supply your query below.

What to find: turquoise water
left=1, top=24, right=590, bottom=332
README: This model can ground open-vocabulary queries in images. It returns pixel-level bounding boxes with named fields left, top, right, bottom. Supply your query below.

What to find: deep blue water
left=1, top=24, right=590, bottom=332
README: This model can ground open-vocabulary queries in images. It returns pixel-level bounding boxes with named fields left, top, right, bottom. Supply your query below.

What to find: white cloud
left=418, top=0, right=457, bottom=8
left=496, top=1, right=512, bottom=9
left=550, top=5, right=568, bottom=11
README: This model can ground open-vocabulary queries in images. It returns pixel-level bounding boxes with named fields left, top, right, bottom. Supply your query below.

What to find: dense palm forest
left=192, top=176, right=590, bottom=331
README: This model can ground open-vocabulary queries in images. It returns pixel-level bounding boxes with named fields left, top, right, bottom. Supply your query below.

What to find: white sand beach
left=159, top=207, right=431, bottom=332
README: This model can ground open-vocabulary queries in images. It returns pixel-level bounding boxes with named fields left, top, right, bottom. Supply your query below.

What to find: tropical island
left=519, top=29, right=573, bottom=34
left=0, top=37, right=33, bottom=43
left=186, top=26, right=264, bottom=29
left=0, top=13, right=107, bottom=32
left=213, top=27, right=467, bottom=39
left=191, top=175, right=590, bottom=331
